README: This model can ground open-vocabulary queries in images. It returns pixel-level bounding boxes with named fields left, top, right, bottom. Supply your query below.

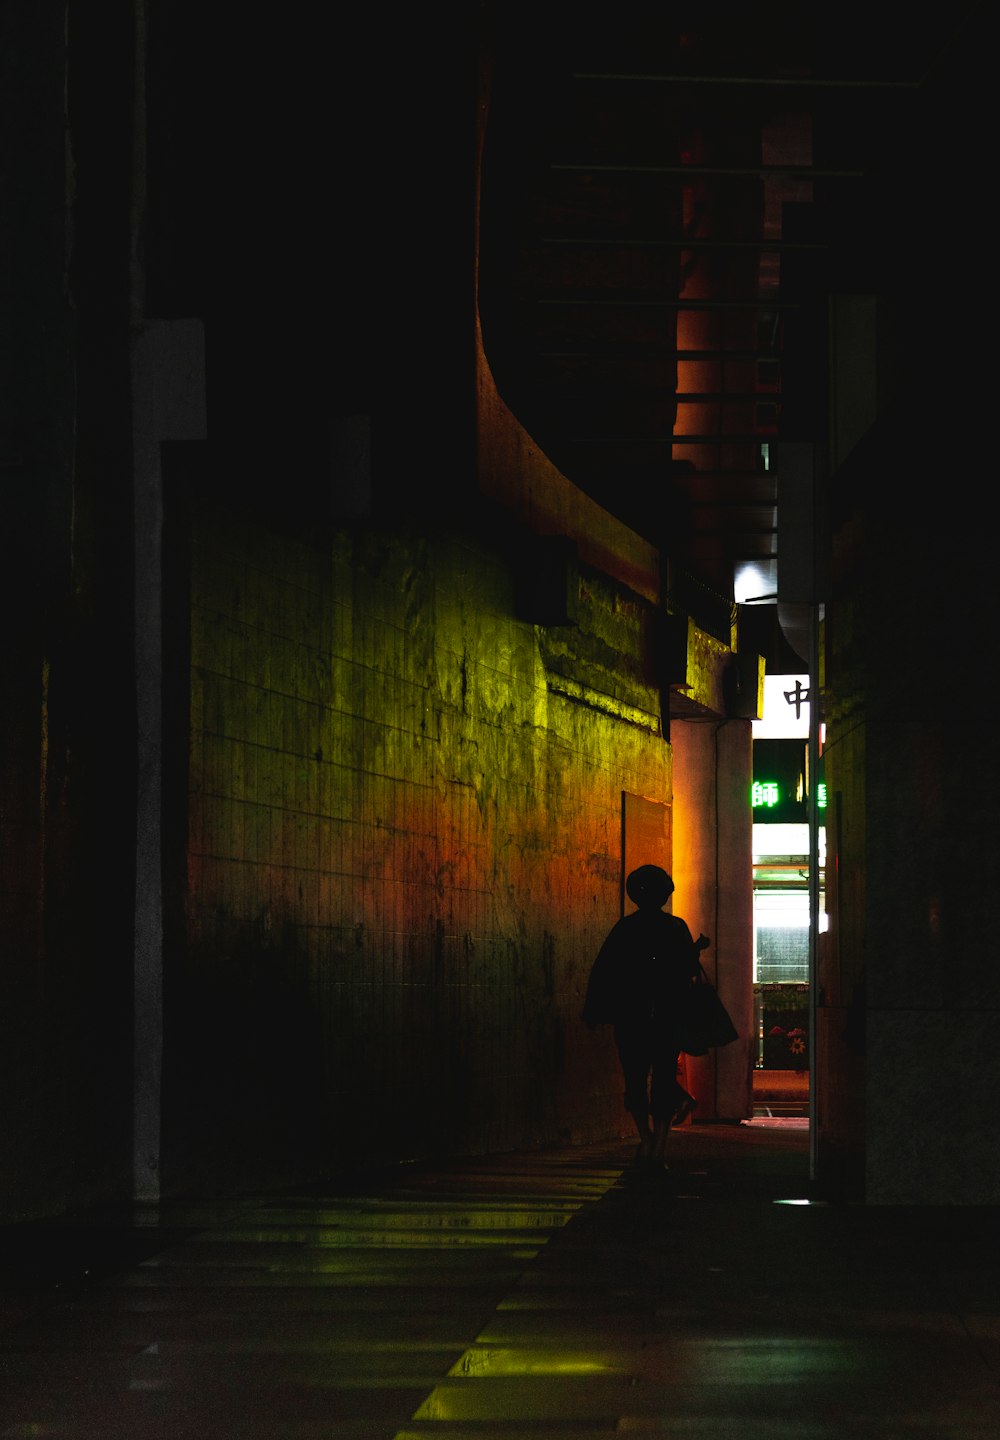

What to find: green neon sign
left=752, top=780, right=826, bottom=809
left=752, top=780, right=781, bottom=808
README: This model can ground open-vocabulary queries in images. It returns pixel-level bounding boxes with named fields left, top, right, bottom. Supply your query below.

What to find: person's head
left=626, top=864, right=674, bottom=910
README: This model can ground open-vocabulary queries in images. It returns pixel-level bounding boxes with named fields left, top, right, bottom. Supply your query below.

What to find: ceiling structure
left=477, top=4, right=986, bottom=665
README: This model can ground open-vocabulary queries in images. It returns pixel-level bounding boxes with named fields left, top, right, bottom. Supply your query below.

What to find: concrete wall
left=862, top=545, right=1000, bottom=1205
left=823, top=435, right=1000, bottom=1204
left=162, top=496, right=683, bottom=1193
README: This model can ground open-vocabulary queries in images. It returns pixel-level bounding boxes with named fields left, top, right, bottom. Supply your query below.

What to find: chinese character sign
left=752, top=781, right=781, bottom=809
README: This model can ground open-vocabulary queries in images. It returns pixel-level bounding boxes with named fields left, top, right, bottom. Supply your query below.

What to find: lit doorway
left=751, top=676, right=824, bottom=1124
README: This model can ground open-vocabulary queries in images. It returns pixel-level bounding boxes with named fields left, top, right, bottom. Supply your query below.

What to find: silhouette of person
left=582, top=864, right=708, bottom=1172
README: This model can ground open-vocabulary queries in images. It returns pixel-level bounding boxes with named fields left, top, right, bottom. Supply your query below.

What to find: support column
left=130, top=318, right=206, bottom=1202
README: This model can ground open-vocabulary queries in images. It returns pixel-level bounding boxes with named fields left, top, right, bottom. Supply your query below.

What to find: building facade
left=2, top=3, right=996, bottom=1221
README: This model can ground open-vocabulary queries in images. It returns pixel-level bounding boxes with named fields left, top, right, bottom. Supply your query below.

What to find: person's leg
left=673, top=1089, right=698, bottom=1125
left=615, top=1024, right=653, bottom=1161
left=648, top=1047, right=687, bottom=1167
left=658, top=1042, right=697, bottom=1122
left=631, top=1111, right=653, bottom=1159
left=649, top=1117, right=670, bottom=1167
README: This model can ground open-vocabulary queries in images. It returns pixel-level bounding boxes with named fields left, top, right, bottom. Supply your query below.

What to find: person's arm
left=672, top=916, right=707, bottom=981
left=581, top=924, right=622, bottom=1027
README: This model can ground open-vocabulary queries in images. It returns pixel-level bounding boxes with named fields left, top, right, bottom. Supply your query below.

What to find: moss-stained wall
left=163, top=499, right=674, bottom=1192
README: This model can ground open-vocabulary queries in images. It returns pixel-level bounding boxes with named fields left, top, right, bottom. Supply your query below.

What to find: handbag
left=677, top=962, right=739, bottom=1057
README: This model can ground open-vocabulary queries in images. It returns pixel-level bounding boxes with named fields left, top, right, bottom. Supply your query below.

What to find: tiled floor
left=2, top=1123, right=998, bottom=1438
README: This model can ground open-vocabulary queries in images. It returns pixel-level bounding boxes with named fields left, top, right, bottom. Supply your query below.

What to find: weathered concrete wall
left=164, top=499, right=679, bottom=1192
left=862, top=533, right=1000, bottom=1204
left=824, top=448, right=1000, bottom=1204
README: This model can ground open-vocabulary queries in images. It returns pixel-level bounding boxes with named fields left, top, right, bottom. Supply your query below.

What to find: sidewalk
left=1, top=1122, right=997, bottom=1438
